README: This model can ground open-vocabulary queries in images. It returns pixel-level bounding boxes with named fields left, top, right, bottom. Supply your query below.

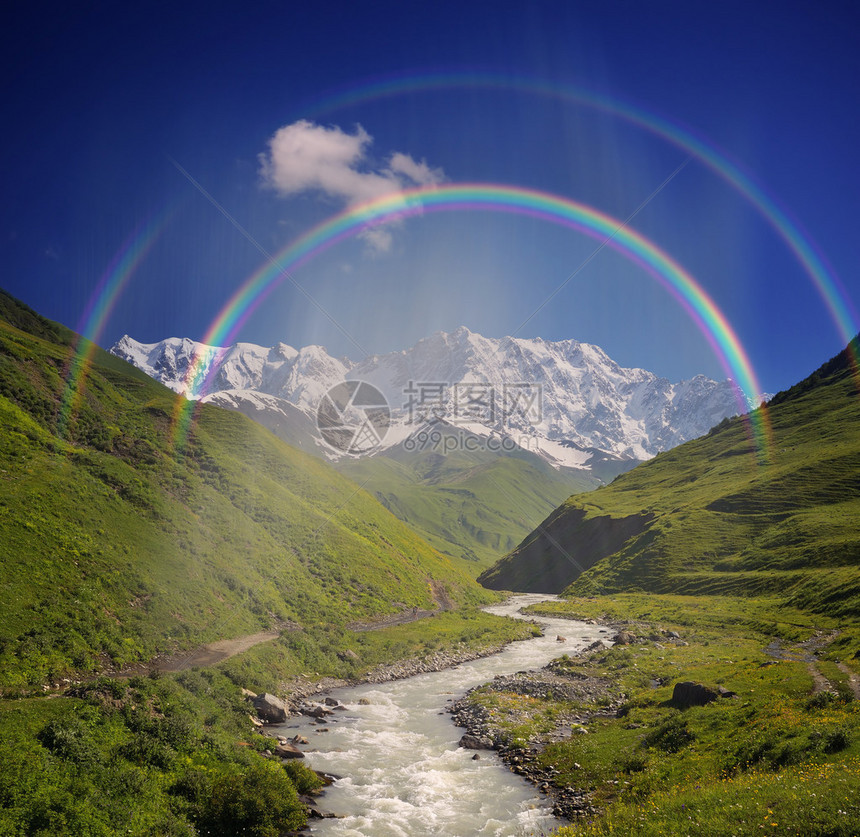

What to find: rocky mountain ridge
left=111, top=327, right=747, bottom=466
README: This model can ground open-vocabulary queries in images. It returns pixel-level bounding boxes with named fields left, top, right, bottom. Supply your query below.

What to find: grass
left=217, top=608, right=537, bottom=693
left=467, top=593, right=860, bottom=837
left=0, top=670, right=310, bottom=835
left=0, top=289, right=543, bottom=835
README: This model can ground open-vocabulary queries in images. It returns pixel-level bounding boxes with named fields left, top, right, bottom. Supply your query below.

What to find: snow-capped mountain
left=110, top=328, right=750, bottom=466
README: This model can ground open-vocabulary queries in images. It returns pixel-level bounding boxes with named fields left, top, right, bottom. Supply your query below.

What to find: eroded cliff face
left=478, top=508, right=653, bottom=593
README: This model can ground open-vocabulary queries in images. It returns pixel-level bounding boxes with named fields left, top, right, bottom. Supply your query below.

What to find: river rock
left=304, top=800, right=337, bottom=818
left=253, top=692, right=289, bottom=723
left=671, top=681, right=718, bottom=709
left=459, top=733, right=494, bottom=750
left=611, top=631, right=636, bottom=645
left=303, top=704, right=333, bottom=719
left=274, top=742, right=305, bottom=759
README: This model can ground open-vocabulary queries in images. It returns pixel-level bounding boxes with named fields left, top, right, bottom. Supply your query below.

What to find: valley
left=1, top=290, right=859, bottom=836
left=4, top=6, right=856, bottom=836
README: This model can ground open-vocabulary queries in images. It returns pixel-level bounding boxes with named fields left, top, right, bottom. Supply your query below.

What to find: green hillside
left=480, top=337, right=860, bottom=616
left=471, top=341, right=860, bottom=836
left=0, top=289, right=494, bottom=689
left=337, top=433, right=598, bottom=572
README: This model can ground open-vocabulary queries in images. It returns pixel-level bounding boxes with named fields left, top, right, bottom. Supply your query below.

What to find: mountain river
left=271, top=595, right=612, bottom=836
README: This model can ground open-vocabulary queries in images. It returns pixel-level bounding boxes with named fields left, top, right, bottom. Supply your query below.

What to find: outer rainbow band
left=300, top=70, right=859, bottom=358
left=59, top=217, right=166, bottom=439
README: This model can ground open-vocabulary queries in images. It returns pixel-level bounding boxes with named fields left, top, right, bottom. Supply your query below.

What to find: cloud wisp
left=259, top=120, right=444, bottom=251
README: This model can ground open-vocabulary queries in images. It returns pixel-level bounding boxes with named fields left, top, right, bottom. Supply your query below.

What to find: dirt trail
left=348, top=607, right=438, bottom=632
left=806, top=663, right=833, bottom=694
left=836, top=662, right=860, bottom=700
left=764, top=630, right=841, bottom=694
left=62, top=585, right=456, bottom=686
left=348, top=582, right=455, bottom=632
left=158, top=631, right=281, bottom=672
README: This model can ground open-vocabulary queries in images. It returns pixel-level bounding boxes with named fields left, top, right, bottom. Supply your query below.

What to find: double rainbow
left=173, top=183, right=771, bottom=457
left=58, top=217, right=166, bottom=439
left=300, top=70, right=859, bottom=356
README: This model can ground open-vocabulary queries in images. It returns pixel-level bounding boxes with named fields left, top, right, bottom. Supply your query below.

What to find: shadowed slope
left=480, top=336, right=860, bottom=614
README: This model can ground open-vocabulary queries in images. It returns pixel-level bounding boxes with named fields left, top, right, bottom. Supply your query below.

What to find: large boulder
left=459, top=733, right=494, bottom=750
left=274, top=741, right=305, bottom=759
left=671, top=681, right=718, bottom=709
left=252, top=692, right=289, bottom=723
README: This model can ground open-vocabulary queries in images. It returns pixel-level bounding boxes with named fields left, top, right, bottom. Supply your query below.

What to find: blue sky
left=2, top=0, right=858, bottom=393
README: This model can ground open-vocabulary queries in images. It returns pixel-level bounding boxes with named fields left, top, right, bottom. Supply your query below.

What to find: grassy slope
left=337, top=437, right=597, bottom=573
left=481, top=339, right=860, bottom=617
left=0, top=289, right=496, bottom=689
left=494, top=594, right=860, bottom=837
left=467, top=341, right=860, bottom=836
left=0, top=290, right=542, bottom=834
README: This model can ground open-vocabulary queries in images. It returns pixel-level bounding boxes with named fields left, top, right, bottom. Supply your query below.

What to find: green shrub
left=806, top=690, right=838, bottom=710
left=283, top=759, right=326, bottom=794
left=730, top=729, right=812, bottom=771
left=120, top=735, right=176, bottom=769
left=823, top=726, right=850, bottom=753
left=197, top=761, right=305, bottom=836
left=623, top=752, right=648, bottom=773
left=641, top=713, right=694, bottom=753
left=37, top=716, right=96, bottom=765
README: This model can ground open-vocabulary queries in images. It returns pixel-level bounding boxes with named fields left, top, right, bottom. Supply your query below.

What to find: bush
left=38, top=716, right=96, bottom=765
left=806, top=690, right=838, bottom=710
left=623, top=752, right=648, bottom=773
left=641, top=713, right=694, bottom=753
left=823, top=726, right=850, bottom=753
left=120, top=735, right=176, bottom=769
left=730, top=730, right=812, bottom=771
left=197, top=761, right=305, bottom=837
left=283, top=760, right=325, bottom=795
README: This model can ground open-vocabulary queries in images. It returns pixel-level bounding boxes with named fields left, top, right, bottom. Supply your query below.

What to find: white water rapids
left=272, top=595, right=612, bottom=836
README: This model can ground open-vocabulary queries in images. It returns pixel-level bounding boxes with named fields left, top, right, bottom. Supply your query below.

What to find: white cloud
left=357, top=225, right=395, bottom=253
left=259, top=120, right=445, bottom=251
left=387, top=152, right=443, bottom=186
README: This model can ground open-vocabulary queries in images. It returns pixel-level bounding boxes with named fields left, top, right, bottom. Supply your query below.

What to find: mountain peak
left=111, top=329, right=742, bottom=463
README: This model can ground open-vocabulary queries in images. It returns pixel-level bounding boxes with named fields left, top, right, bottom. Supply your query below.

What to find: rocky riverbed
left=252, top=599, right=672, bottom=834
left=277, top=640, right=531, bottom=711
left=447, top=657, right=624, bottom=821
